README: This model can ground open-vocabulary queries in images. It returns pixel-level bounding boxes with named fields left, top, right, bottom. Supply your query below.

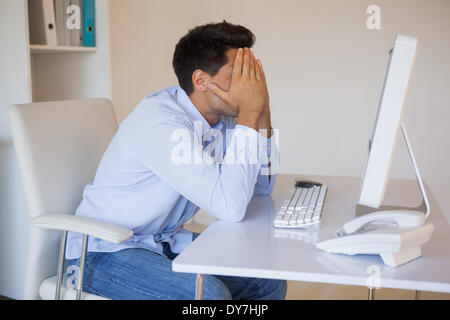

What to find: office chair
left=9, top=99, right=133, bottom=300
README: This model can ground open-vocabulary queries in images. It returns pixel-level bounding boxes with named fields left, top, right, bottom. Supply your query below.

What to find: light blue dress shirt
left=66, top=85, right=278, bottom=260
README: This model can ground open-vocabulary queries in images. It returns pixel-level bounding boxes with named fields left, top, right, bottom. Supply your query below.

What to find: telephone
left=316, top=211, right=434, bottom=267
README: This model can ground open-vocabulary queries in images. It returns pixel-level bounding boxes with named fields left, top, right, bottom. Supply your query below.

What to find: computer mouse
left=294, top=179, right=322, bottom=188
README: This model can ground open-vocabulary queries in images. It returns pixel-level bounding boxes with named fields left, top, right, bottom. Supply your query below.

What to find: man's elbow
left=216, top=202, right=247, bottom=223
left=225, top=212, right=245, bottom=223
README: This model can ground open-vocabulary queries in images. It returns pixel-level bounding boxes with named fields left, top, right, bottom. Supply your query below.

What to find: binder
left=55, top=0, right=65, bottom=45
left=28, top=0, right=58, bottom=46
left=83, top=0, right=96, bottom=47
left=69, top=0, right=82, bottom=46
left=63, top=0, right=71, bottom=45
left=43, top=0, right=58, bottom=46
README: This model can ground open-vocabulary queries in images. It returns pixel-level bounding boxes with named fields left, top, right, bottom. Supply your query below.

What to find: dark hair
left=173, top=21, right=255, bottom=95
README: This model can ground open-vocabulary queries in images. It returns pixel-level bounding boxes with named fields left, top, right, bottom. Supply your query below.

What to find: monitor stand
left=355, top=123, right=430, bottom=219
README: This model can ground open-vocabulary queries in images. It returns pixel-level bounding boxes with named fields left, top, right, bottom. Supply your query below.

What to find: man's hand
left=255, top=57, right=272, bottom=138
left=208, top=48, right=267, bottom=131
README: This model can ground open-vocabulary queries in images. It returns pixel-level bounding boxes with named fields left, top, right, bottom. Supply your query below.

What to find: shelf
left=29, top=44, right=98, bottom=54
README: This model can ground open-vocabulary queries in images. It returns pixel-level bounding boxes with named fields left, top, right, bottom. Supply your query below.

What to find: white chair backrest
left=9, top=99, right=118, bottom=299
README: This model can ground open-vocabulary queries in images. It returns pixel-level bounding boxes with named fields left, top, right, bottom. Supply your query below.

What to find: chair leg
left=55, top=231, right=68, bottom=300
left=76, top=234, right=89, bottom=300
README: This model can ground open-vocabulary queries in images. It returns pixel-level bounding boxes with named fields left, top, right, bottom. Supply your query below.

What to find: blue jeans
left=66, top=233, right=287, bottom=300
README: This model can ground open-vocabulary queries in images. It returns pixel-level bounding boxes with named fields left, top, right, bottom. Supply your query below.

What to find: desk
left=172, top=174, right=450, bottom=299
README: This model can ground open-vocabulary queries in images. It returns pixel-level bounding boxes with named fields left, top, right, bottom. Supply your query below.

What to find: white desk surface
left=173, top=174, right=450, bottom=293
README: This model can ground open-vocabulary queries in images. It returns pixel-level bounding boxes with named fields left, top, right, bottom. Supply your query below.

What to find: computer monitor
left=358, top=35, right=418, bottom=210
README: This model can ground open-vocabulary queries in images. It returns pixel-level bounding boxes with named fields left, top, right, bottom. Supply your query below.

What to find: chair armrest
left=30, top=214, right=133, bottom=244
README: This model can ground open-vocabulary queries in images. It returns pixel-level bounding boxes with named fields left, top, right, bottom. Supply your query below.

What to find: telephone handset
left=316, top=211, right=434, bottom=267
left=335, top=210, right=426, bottom=237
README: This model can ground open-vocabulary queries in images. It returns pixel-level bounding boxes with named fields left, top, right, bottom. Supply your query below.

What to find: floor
left=183, top=216, right=450, bottom=300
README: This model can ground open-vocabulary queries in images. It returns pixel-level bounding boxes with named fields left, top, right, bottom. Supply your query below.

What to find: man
left=65, top=21, right=286, bottom=300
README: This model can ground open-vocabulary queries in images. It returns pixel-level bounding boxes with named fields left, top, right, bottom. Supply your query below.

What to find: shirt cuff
left=262, top=128, right=279, bottom=176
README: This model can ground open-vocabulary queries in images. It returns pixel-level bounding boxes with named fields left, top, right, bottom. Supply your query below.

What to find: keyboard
left=274, top=183, right=328, bottom=228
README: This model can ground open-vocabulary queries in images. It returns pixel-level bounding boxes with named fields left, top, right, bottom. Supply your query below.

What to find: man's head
left=173, top=21, right=255, bottom=118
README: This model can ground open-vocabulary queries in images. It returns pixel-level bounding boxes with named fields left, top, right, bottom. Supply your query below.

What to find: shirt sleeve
left=136, top=122, right=269, bottom=223
left=253, top=131, right=279, bottom=196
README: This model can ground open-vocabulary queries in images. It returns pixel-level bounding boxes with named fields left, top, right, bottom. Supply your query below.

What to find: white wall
left=109, top=0, right=190, bottom=122
left=0, top=0, right=32, bottom=300
left=109, top=0, right=450, bottom=220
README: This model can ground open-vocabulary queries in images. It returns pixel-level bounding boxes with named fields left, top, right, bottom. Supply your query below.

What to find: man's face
left=206, top=48, right=239, bottom=118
